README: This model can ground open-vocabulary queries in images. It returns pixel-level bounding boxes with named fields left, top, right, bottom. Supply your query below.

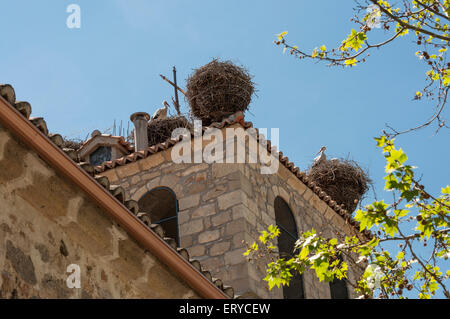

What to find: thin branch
left=283, top=28, right=405, bottom=65
left=415, top=0, right=450, bottom=21
left=369, top=0, right=450, bottom=41
left=385, top=86, right=449, bottom=138
left=401, top=228, right=450, bottom=298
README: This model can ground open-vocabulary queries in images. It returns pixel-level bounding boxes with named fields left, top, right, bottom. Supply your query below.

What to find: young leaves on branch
left=245, top=137, right=450, bottom=298
left=275, top=0, right=449, bottom=136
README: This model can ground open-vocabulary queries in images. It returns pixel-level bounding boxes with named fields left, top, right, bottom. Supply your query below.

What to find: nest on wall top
left=147, top=116, right=191, bottom=147
left=185, top=59, right=255, bottom=126
left=307, top=158, right=371, bottom=213
left=62, top=137, right=84, bottom=151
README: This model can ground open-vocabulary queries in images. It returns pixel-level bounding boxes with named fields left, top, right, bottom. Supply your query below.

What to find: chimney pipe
left=130, top=112, right=150, bottom=152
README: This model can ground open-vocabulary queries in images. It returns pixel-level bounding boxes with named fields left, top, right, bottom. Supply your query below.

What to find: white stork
left=152, top=100, right=169, bottom=121
left=312, top=146, right=327, bottom=168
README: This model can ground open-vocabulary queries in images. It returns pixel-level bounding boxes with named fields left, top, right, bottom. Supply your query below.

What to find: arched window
left=138, top=187, right=179, bottom=246
left=329, top=256, right=349, bottom=299
left=274, top=196, right=305, bottom=299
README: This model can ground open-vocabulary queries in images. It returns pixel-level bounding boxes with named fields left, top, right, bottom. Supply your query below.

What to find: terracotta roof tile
left=78, top=133, right=133, bottom=154
left=92, top=111, right=372, bottom=239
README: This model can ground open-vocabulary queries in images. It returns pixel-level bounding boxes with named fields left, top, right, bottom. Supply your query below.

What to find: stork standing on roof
left=152, top=100, right=169, bottom=121
left=312, top=146, right=327, bottom=167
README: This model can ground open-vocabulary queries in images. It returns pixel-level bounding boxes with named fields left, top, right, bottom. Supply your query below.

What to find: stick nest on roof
left=306, top=159, right=371, bottom=213
left=62, top=137, right=84, bottom=151
left=147, top=116, right=191, bottom=147
left=186, top=59, right=255, bottom=126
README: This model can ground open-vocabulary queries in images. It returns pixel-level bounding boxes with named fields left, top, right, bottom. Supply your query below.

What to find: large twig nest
left=307, top=159, right=371, bottom=213
left=147, top=116, right=191, bottom=147
left=186, top=59, right=255, bottom=125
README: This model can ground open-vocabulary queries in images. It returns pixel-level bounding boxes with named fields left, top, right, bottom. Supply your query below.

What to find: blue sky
left=1, top=0, right=449, bottom=297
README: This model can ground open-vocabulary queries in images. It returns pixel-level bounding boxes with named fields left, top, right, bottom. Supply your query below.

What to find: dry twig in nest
left=147, top=116, right=191, bottom=147
left=186, top=59, right=255, bottom=125
left=307, top=159, right=371, bottom=213
left=62, top=137, right=84, bottom=151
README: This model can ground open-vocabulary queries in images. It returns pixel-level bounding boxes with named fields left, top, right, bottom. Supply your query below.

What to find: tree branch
left=415, top=0, right=450, bottom=21
left=369, top=0, right=450, bottom=41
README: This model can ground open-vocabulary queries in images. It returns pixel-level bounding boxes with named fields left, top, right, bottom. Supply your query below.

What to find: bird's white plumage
left=312, top=146, right=327, bottom=167
left=152, top=101, right=169, bottom=120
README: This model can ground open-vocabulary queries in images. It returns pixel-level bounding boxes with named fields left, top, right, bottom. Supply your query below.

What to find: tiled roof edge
left=92, top=110, right=372, bottom=240
left=0, top=84, right=233, bottom=299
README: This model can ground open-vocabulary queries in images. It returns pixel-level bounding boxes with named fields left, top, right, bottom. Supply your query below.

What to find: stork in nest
left=152, top=100, right=170, bottom=121
left=312, top=146, right=327, bottom=168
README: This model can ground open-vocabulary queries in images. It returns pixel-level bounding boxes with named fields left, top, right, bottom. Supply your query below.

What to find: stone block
left=287, top=176, right=307, bottom=195
left=138, top=153, right=165, bottom=171
left=145, top=177, right=161, bottom=192
left=179, top=194, right=200, bottom=210
left=212, top=163, right=242, bottom=178
left=192, top=204, right=216, bottom=219
left=202, top=184, right=227, bottom=202
left=209, top=241, right=231, bottom=256
left=99, top=169, right=119, bottom=183
left=160, top=174, right=179, bottom=189
left=131, top=186, right=148, bottom=201
left=211, top=210, right=232, bottom=226
left=130, top=175, right=141, bottom=185
left=198, top=229, right=220, bottom=244
left=181, top=163, right=209, bottom=177
left=187, top=245, right=205, bottom=257
left=179, top=218, right=203, bottom=236
left=115, top=161, right=140, bottom=179
left=177, top=209, right=190, bottom=224
left=302, top=187, right=314, bottom=201
left=0, top=137, right=27, bottom=184
left=218, top=190, right=243, bottom=210
left=224, top=248, right=247, bottom=265
left=277, top=164, right=292, bottom=181
left=309, top=194, right=329, bottom=214
left=186, top=183, right=206, bottom=195
left=6, top=240, right=37, bottom=285
left=225, top=219, right=245, bottom=236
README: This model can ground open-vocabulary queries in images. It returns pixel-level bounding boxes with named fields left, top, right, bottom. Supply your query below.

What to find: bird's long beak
left=315, top=147, right=325, bottom=155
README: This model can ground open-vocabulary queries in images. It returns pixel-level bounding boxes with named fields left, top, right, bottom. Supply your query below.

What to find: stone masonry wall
left=0, top=123, right=199, bottom=299
left=99, top=125, right=366, bottom=299
left=243, top=161, right=365, bottom=299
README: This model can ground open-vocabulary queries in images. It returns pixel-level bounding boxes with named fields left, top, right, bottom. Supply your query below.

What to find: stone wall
left=0, top=123, right=199, bottom=299
left=100, top=125, right=365, bottom=299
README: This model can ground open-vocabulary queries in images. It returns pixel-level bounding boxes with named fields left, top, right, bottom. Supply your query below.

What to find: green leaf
left=342, top=29, right=367, bottom=52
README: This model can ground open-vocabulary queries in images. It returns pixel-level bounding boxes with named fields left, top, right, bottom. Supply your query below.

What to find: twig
left=159, top=74, right=187, bottom=95
left=369, top=0, right=450, bottom=41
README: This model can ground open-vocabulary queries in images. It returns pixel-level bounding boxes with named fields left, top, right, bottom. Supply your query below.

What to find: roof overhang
left=0, top=95, right=229, bottom=299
